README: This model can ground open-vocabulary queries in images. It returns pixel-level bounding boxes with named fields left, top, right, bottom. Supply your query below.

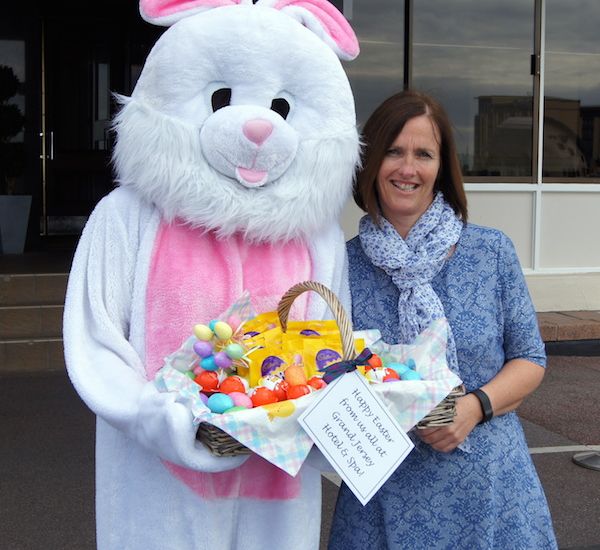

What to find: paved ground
left=1, top=355, right=599, bottom=550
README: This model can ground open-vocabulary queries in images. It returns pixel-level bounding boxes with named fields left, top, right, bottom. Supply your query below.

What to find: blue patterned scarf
left=359, top=192, right=463, bottom=371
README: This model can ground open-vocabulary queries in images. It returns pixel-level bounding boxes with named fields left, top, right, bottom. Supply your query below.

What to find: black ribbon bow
left=319, top=348, right=373, bottom=384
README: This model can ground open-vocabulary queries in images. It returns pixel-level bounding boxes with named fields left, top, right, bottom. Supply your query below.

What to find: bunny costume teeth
left=64, top=1, right=359, bottom=549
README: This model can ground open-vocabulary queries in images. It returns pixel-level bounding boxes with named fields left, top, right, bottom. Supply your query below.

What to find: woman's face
left=376, top=114, right=441, bottom=238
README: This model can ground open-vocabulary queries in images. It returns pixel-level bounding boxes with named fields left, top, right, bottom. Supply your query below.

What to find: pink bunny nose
left=243, top=119, right=273, bottom=146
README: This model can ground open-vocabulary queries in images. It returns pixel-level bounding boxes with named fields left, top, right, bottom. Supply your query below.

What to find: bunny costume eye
left=271, top=97, right=290, bottom=120
left=211, top=88, right=232, bottom=111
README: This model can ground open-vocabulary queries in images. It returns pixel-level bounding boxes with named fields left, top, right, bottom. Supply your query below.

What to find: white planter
left=0, top=195, right=31, bottom=254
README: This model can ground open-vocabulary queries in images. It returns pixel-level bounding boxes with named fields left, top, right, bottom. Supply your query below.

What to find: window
left=543, top=0, right=600, bottom=181
left=341, top=0, right=404, bottom=124
left=411, top=0, right=535, bottom=180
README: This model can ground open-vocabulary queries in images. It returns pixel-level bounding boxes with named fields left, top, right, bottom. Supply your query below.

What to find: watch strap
left=471, top=388, right=493, bottom=424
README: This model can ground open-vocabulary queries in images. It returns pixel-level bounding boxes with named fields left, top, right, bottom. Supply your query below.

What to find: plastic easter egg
left=208, top=319, right=218, bottom=331
left=207, top=393, right=234, bottom=414
left=214, top=351, right=233, bottom=369
left=200, top=355, right=218, bottom=371
left=367, top=354, right=383, bottom=369
left=284, top=365, right=307, bottom=386
left=387, top=362, right=410, bottom=376
left=193, top=340, right=213, bottom=358
left=214, top=321, right=233, bottom=340
left=193, top=324, right=214, bottom=341
left=219, top=376, right=246, bottom=394
left=307, top=376, right=327, bottom=390
left=383, top=368, right=400, bottom=382
left=194, top=370, right=219, bottom=392
left=229, top=391, right=253, bottom=409
left=250, top=387, right=278, bottom=407
left=225, top=343, right=245, bottom=360
left=272, top=380, right=288, bottom=402
left=401, top=370, right=422, bottom=381
left=286, top=384, right=311, bottom=400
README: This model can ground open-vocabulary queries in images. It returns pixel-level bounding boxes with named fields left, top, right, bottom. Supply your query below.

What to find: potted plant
left=0, top=63, right=30, bottom=254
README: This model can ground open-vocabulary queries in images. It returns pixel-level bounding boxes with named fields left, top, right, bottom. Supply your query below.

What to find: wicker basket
left=196, top=280, right=463, bottom=455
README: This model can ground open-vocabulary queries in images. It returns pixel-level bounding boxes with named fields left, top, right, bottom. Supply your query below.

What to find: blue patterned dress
left=328, top=224, right=557, bottom=550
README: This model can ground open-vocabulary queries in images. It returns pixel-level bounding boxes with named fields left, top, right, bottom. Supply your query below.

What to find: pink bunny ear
left=264, top=0, right=359, bottom=60
left=140, top=0, right=250, bottom=26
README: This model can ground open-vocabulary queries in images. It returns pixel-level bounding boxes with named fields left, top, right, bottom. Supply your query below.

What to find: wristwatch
left=470, top=388, right=493, bottom=424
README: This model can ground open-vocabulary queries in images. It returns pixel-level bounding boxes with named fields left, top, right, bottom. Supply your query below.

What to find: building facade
left=337, top=0, right=600, bottom=312
left=1, top=0, right=599, bottom=310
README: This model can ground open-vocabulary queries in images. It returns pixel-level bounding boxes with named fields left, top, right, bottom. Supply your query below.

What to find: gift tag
left=298, top=370, right=414, bottom=506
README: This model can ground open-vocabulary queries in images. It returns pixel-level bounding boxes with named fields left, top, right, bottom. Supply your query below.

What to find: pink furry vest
left=146, top=220, right=312, bottom=499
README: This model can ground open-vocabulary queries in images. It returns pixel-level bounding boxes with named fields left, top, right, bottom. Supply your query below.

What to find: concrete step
left=0, top=273, right=68, bottom=307
left=0, top=305, right=63, bottom=340
left=0, top=338, right=65, bottom=374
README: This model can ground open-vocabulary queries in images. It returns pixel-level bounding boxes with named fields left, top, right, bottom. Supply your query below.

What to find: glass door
left=42, top=10, right=162, bottom=235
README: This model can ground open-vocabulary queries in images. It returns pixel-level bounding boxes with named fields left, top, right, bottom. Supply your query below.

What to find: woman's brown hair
left=354, top=90, right=468, bottom=222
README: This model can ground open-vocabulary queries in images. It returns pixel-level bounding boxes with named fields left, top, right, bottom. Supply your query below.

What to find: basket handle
left=276, top=280, right=355, bottom=361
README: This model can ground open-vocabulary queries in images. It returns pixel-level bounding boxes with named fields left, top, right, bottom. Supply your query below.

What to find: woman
left=328, top=90, right=557, bottom=549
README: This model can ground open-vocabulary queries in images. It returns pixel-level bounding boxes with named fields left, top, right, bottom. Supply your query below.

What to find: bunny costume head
left=113, top=0, right=360, bottom=241
left=64, top=1, right=359, bottom=548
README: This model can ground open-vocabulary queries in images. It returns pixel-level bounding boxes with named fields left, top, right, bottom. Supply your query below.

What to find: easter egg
left=193, top=340, right=213, bottom=358
left=193, top=324, right=214, bottom=341
left=229, top=391, right=253, bottom=409
left=225, top=343, right=245, bottom=360
left=250, top=387, right=278, bottom=407
left=367, top=354, right=383, bottom=369
left=273, top=380, right=289, bottom=401
left=214, top=351, right=233, bottom=369
left=383, top=368, right=400, bottom=382
left=286, top=384, right=311, bottom=400
left=284, top=365, right=307, bottom=386
left=194, top=370, right=219, bottom=392
left=208, top=319, right=218, bottom=331
left=219, top=376, right=246, bottom=394
left=193, top=366, right=203, bottom=375
left=214, top=321, right=233, bottom=340
left=401, top=370, right=422, bottom=381
left=200, top=355, right=218, bottom=371
left=194, top=324, right=213, bottom=341
left=307, top=376, right=327, bottom=390
left=207, top=393, right=234, bottom=414
left=387, top=362, right=409, bottom=376
left=199, top=392, right=209, bottom=406
left=185, top=371, right=195, bottom=380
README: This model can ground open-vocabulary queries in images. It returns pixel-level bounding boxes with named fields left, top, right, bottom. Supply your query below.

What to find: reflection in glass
left=412, top=0, right=534, bottom=178
left=341, top=0, right=403, bottom=125
left=544, top=0, right=600, bottom=179
left=0, top=39, right=26, bottom=195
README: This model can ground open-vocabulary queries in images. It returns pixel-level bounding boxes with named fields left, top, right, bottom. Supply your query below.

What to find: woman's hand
left=417, top=358, right=546, bottom=453
left=416, top=393, right=482, bottom=453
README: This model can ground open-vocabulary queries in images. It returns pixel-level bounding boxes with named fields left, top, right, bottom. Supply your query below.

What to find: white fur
left=112, top=5, right=360, bottom=242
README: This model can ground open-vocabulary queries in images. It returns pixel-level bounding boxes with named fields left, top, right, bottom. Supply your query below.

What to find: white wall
left=339, top=188, right=600, bottom=312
